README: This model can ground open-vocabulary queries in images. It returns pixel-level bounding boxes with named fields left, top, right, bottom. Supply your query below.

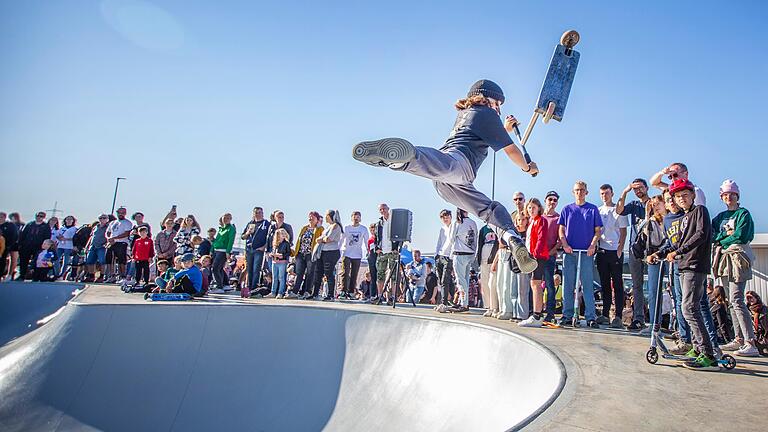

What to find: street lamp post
left=111, top=177, right=126, bottom=214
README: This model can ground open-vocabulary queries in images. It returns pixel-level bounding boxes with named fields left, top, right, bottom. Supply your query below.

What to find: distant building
left=747, top=233, right=768, bottom=301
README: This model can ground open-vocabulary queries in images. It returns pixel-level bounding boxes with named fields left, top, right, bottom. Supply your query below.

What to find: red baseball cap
left=669, top=179, right=695, bottom=194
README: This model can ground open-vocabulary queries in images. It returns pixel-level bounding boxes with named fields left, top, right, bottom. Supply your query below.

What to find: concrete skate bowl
left=0, top=303, right=565, bottom=432
left=0, top=282, right=82, bottom=346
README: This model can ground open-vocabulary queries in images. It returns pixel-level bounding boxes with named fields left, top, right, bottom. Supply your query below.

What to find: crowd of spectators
left=1, top=163, right=766, bottom=369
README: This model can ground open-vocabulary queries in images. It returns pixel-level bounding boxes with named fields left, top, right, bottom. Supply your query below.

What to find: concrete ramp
left=0, top=302, right=564, bottom=432
left=0, top=282, right=82, bottom=346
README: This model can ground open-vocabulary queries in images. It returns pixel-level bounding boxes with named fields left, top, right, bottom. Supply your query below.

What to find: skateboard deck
left=144, top=292, right=193, bottom=301
left=535, top=44, right=580, bottom=122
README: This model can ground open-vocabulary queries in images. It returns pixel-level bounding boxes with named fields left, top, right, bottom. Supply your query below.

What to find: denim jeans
left=510, top=272, right=531, bottom=319
left=406, top=285, right=425, bottom=304
left=646, top=261, right=666, bottom=328
left=562, top=251, right=596, bottom=321
left=246, top=249, right=265, bottom=289
left=543, top=255, right=557, bottom=318
left=212, top=251, right=228, bottom=288
left=271, top=261, right=288, bottom=295
left=671, top=264, right=691, bottom=342
left=680, top=271, right=713, bottom=356
left=58, top=248, right=73, bottom=279
left=452, top=254, right=473, bottom=307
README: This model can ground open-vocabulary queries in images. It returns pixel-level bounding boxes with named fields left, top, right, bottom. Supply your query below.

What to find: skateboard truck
left=514, top=30, right=581, bottom=176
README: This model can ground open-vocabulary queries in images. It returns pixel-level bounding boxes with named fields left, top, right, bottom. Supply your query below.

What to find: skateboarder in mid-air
left=353, top=80, right=539, bottom=273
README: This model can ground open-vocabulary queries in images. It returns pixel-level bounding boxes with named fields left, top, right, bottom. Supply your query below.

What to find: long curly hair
left=454, top=94, right=492, bottom=110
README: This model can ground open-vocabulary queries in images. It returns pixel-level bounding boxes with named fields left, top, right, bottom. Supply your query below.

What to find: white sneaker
left=734, top=343, right=760, bottom=357
left=264, top=293, right=276, bottom=298
left=276, top=294, right=284, bottom=299
left=720, top=340, right=742, bottom=351
left=483, top=310, right=494, bottom=317
left=435, top=304, right=448, bottom=313
left=209, top=288, right=225, bottom=294
left=284, top=292, right=298, bottom=299
left=518, top=315, right=543, bottom=328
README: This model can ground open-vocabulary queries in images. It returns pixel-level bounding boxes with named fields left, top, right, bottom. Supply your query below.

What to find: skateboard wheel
left=560, top=30, right=580, bottom=48
left=543, top=101, right=556, bottom=124
left=646, top=349, right=658, bottom=364
left=722, top=354, right=736, bottom=370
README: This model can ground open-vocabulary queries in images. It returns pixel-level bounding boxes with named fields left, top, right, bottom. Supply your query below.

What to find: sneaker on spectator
left=276, top=294, right=284, bottom=299
left=638, top=326, right=652, bottom=336
left=609, top=318, right=624, bottom=329
left=669, top=341, right=693, bottom=355
left=518, top=315, right=543, bottom=328
left=435, top=304, right=448, bottom=313
left=451, top=306, right=470, bottom=313
left=587, top=320, right=600, bottom=329
left=209, top=288, right=225, bottom=294
left=720, top=340, right=742, bottom=351
left=543, top=315, right=556, bottom=323
left=685, top=347, right=699, bottom=358
left=264, top=293, right=276, bottom=298
left=734, top=343, right=760, bottom=357
left=683, top=354, right=720, bottom=371
left=558, top=317, right=573, bottom=328
left=497, top=312, right=514, bottom=320
left=627, top=321, right=644, bottom=331
left=663, top=331, right=679, bottom=341
left=483, top=310, right=495, bottom=317
left=596, top=316, right=610, bottom=325
left=284, top=292, right=298, bottom=299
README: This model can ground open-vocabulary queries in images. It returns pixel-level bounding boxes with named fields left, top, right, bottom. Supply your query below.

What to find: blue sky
left=1, top=0, right=766, bottom=251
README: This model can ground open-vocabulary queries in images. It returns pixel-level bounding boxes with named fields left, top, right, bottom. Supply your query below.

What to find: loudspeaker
left=390, top=208, right=413, bottom=242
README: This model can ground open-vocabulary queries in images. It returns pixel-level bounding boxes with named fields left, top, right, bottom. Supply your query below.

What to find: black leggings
left=317, top=250, right=341, bottom=299
left=342, top=257, right=361, bottom=294
left=135, top=260, right=150, bottom=284
left=212, top=251, right=228, bottom=287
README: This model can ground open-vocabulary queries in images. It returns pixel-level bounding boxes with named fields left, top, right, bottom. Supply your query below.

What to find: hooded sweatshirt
left=674, top=204, right=712, bottom=273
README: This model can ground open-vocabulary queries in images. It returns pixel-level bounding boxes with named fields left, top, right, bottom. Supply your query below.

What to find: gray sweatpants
left=403, top=147, right=516, bottom=233
left=680, top=271, right=713, bottom=356
left=628, top=252, right=646, bottom=323
left=728, top=280, right=757, bottom=342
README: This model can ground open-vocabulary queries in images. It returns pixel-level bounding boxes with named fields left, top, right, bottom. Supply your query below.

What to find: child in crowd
left=195, top=256, right=210, bottom=294
left=664, top=179, right=717, bottom=371
left=33, top=239, right=55, bottom=281
left=358, top=271, right=372, bottom=301
left=199, top=255, right=213, bottom=293
left=157, top=253, right=203, bottom=296
left=520, top=198, right=549, bottom=327
left=746, top=291, right=768, bottom=356
left=509, top=212, right=531, bottom=320
left=191, top=235, right=204, bottom=258
left=266, top=228, right=291, bottom=298
left=709, top=284, right=734, bottom=345
left=131, top=227, right=154, bottom=286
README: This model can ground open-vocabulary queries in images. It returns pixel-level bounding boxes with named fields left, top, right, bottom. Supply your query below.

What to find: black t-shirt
left=0, top=222, right=19, bottom=248
left=440, top=105, right=514, bottom=174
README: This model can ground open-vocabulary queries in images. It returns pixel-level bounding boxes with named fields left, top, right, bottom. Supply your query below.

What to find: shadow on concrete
left=0, top=281, right=82, bottom=346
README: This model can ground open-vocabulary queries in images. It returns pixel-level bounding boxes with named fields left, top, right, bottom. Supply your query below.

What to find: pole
left=111, top=177, right=126, bottom=214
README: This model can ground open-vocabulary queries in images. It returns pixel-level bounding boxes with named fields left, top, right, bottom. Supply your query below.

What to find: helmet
left=669, top=179, right=695, bottom=194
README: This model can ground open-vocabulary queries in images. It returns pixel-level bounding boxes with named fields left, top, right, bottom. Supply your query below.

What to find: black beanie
left=467, top=79, right=504, bottom=104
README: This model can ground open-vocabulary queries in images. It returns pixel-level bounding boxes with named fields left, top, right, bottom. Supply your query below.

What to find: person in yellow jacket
left=286, top=211, right=324, bottom=300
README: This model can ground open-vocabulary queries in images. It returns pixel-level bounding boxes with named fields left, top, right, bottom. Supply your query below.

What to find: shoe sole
left=352, top=138, right=415, bottom=167
left=512, top=245, right=538, bottom=274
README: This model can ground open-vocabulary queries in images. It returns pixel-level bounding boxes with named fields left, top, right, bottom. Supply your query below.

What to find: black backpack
left=72, top=225, right=93, bottom=250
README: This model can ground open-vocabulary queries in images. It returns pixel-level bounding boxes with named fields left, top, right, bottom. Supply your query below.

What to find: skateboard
left=144, top=292, right=193, bottom=301
left=513, top=30, right=581, bottom=176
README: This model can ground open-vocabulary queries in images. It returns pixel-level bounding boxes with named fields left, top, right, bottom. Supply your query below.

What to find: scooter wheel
left=560, top=30, right=580, bottom=48
left=143, top=292, right=150, bottom=300
left=646, top=349, right=658, bottom=364
left=722, top=354, right=736, bottom=370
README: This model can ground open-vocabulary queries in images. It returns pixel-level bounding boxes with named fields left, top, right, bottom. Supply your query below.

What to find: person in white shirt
left=372, top=203, right=400, bottom=305
left=433, top=209, right=455, bottom=312
left=448, top=208, right=478, bottom=312
left=105, top=207, right=133, bottom=282
left=405, top=249, right=427, bottom=304
left=340, top=211, right=370, bottom=298
left=596, top=184, right=628, bottom=328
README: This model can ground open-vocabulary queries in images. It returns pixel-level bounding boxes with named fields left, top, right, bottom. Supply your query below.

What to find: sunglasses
left=547, top=197, right=558, bottom=202
left=513, top=197, right=525, bottom=201
left=668, top=172, right=680, bottom=180
left=36, top=214, right=45, bottom=218
left=99, top=217, right=108, bottom=220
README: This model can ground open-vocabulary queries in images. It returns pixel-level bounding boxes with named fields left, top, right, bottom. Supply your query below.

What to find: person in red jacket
left=132, top=226, right=155, bottom=285
left=519, top=198, right=550, bottom=327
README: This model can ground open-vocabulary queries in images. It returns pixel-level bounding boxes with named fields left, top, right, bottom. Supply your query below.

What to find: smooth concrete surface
left=0, top=285, right=563, bottom=432
left=0, top=282, right=83, bottom=346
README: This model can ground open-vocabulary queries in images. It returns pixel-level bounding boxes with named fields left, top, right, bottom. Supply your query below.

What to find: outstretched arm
left=502, top=145, right=539, bottom=176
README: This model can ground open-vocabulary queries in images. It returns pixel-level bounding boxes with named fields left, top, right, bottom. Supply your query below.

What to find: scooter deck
left=535, top=44, right=580, bottom=121
left=144, top=292, right=193, bottom=301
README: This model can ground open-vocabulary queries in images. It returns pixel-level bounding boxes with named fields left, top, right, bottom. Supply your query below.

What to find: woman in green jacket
left=712, top=179, right=759, bottom=357
left=210, top=213, right=236, bottom=293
